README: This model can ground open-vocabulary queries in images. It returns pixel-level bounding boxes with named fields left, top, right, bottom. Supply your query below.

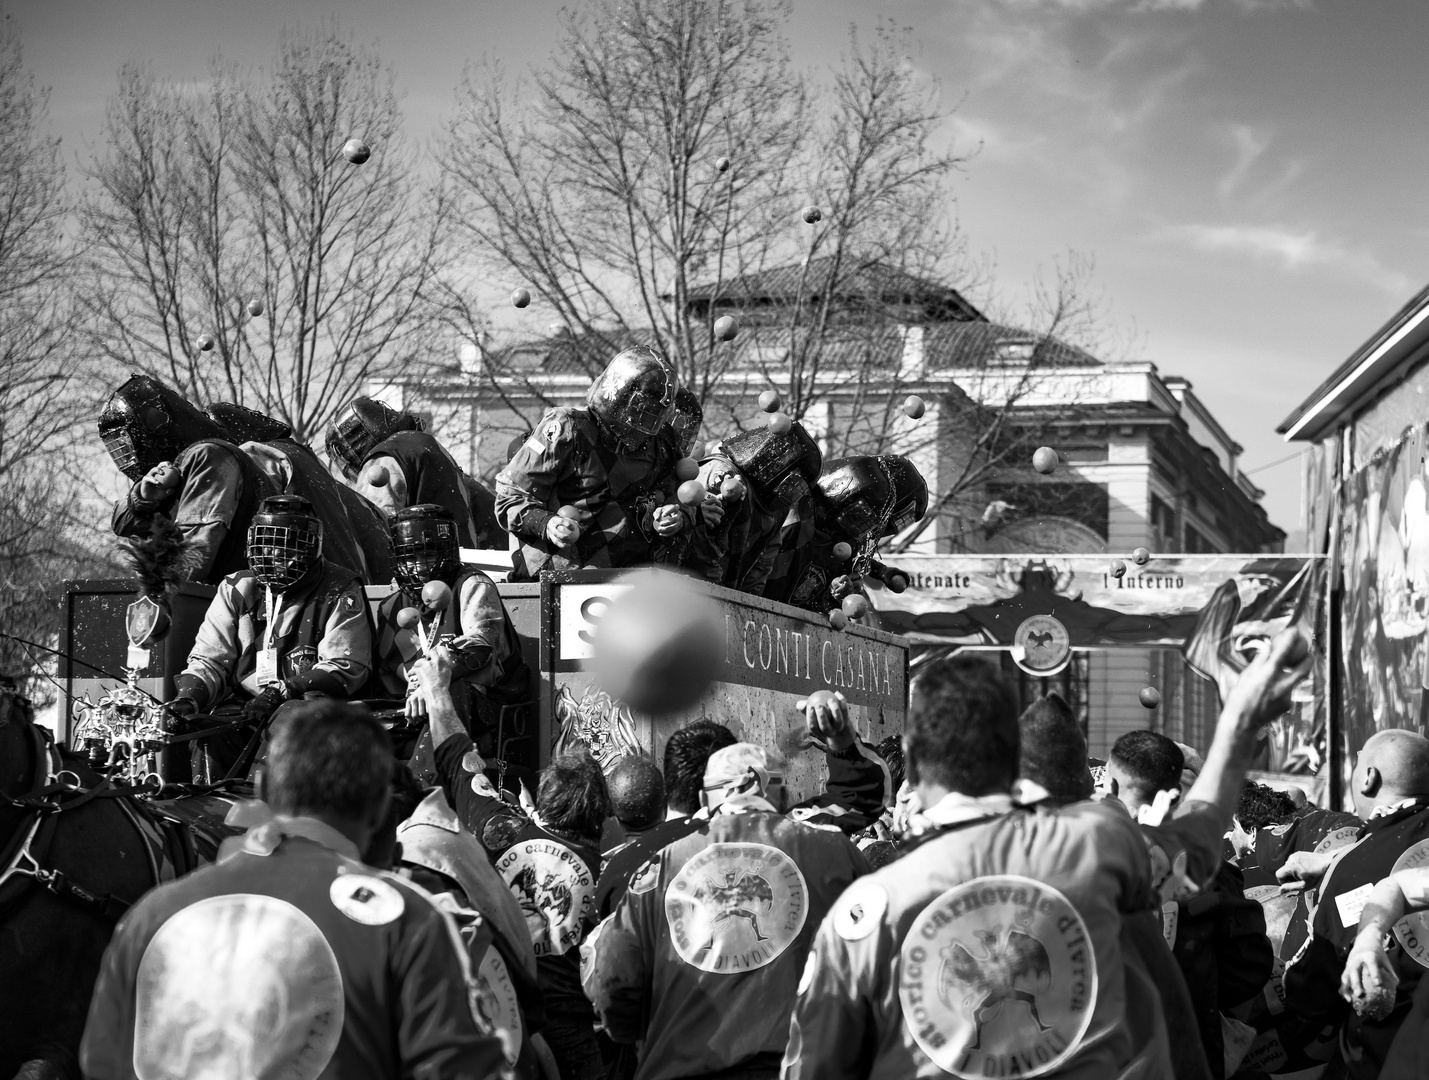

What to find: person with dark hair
left=1103, top=729, right=1185, bottom=818
left=102, top=374, right=278, bottom=584
left=591, top=720, right=737, bottom=925
left=1105, top=731, right=1275, bottom=1078
left=80, top=701, right=506, bottom=1080
left=784, top=630, right=1311, bottom=1080
left=412, top=648, right=607, bottom=1080
left=165, top=494, right=371, bottom=780
left=1017, top=685, right=1212, bottom=1080
left=585, top=723, right=868, bottom=1080
left=495, top=346, right=699, bottom=580
left=606, top=756, right=665, bottom=838
left=1018, top=691, right=1094, bottom=803
left=396, top=787, right=553, bottom=1079
left=1237, top=780, right=1300, bottom=837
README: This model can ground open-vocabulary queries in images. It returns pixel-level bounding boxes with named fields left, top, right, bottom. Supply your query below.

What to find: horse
left=0, top=680, right=236, bottom=1080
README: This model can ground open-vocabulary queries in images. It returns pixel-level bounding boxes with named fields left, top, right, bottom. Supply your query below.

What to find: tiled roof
left=678, top=256, right=985, bottom=323
left=485, top=318, right=1102, bottom=378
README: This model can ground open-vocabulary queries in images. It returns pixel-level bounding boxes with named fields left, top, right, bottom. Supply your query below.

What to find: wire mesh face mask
left=247, top=511, right=323, bottom=590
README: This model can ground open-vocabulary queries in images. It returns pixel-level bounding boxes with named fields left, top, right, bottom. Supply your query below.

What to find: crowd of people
left=78, top=618, right=1429, bottom=1080
left=76, top=351, right=1429, bottom=1080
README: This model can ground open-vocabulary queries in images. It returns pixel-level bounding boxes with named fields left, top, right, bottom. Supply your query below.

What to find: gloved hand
left=166, top=694, right=200, bottom=719
left=242, top=685, right=287, bottom=724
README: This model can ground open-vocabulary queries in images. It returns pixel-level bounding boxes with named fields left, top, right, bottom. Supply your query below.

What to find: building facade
left=376, top=259, right=1284, bottom=755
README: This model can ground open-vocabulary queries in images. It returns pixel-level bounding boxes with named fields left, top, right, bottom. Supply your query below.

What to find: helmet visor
left=771, top=469, right=811, bottom=507
left=835, top=498, right=880, bottom=540
left=392, top=520, right=460, bottom=591
left=101, top=426, right=141, bottom=480
left=246, top=522, right=323, bottom=590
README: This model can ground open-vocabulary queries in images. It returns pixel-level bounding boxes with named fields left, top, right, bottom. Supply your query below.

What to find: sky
left=14, top=0, right=1429, bottom=540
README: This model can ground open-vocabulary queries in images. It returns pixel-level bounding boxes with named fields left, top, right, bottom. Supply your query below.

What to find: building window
left=1184, top=524, right=1219, bottom=554
left=1150, top=494, right=1178, bottom=553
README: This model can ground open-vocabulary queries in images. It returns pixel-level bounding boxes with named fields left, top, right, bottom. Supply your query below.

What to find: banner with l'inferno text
left=867, top=555, right=1322, bottom=648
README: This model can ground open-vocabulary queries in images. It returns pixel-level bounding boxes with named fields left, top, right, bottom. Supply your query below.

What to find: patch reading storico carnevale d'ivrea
left=898, top=875, right=1097, bottom=1079
left=665, top=842, right=808, bottom=973
left=134, top=894, right=344, bottom=1080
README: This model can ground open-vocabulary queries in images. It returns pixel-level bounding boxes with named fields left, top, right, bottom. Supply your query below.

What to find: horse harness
left=0, top=721, right=163, bottom=924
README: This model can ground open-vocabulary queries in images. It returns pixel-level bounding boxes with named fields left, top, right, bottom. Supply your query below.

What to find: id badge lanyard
left=256, top=586, right=281, bottom=687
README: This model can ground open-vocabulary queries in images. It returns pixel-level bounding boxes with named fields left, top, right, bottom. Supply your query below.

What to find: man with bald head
left=1280, top=727, right=1429, bottom=1079
left=603, top=756, right=666, bottom=857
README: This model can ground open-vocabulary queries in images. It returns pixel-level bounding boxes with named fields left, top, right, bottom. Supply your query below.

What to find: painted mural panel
left=1339, top=428, right=1429, bottom=755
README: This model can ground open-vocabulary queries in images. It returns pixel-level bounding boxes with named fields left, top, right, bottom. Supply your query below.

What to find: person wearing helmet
left=326, top=396, right=504, bottom=549
left=102, top=375, right=278, bottom=585
left=207, top=401, right=394, bottom=584
left=166, top=495, right=372, bottom=779
left=494, top=345, right=700, bottom=580
left=764, top=454, right=928, bottom=613
left=682, top=421, right=823, bottom=595
left=373, top=503, right=528, bottom=728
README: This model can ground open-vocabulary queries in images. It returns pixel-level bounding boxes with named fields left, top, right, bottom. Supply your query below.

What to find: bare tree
left=437, top=1, right=1122, bottom=548
left=444, top=0, right=811, bottom=395
left=81, top=25, right=451, bottom=441
left=0, top=16, right=117, bottom=690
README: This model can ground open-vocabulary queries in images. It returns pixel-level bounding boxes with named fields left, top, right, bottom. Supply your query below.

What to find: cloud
left=1217, top=123, right=1269, bottom=199
left=1157, top=223, right=1413, bottom=295
left=947, top=115, right=1047, bottom=164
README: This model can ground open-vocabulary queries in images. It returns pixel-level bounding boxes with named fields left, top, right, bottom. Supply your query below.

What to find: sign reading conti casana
left=869, top=555, right=1323, bottom=648
left=557, top=582, right=905, bottom=710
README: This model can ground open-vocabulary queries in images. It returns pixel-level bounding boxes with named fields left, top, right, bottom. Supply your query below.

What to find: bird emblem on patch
left=1012, top=615, right=1070, bottom=676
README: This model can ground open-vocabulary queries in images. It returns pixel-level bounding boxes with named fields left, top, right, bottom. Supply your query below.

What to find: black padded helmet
left=721, top=421, right=823, bottom=508
left=206, top=402, right=293, bottom=444
left=816, top=457, right=895, bottom=544
left=246, top=495, right=323, bottom=590
left=391, top=503, right=462, bottom=591
left=878, top=455, right=929, bottom=536
left=325, top=397, right=423, bottom=480
left=98, top=375, right=227, bottom=481
left=586, top=345, right=680, bottom=452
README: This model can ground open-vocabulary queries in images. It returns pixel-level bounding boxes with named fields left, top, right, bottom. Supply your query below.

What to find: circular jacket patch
left=496, top=838, right=596, bottom=957
left=833, top=880, right=888, bottom=941
left=665, top=842, right=808, bottom=973
left=898, top=875, right=1097, bottom=1079
left=329, top=874, right=404, bottom=926
left=135, top=893, right=343, bottom=1080
left=1313, top=826, right=1360, bottom=855
left=475, top=945, right=523, bottom=1064
left=1391, top=840, right=1429, bottom=967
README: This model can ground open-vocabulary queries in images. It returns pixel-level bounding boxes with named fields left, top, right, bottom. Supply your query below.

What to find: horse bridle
left=0, top=711, right=143, bottom=923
